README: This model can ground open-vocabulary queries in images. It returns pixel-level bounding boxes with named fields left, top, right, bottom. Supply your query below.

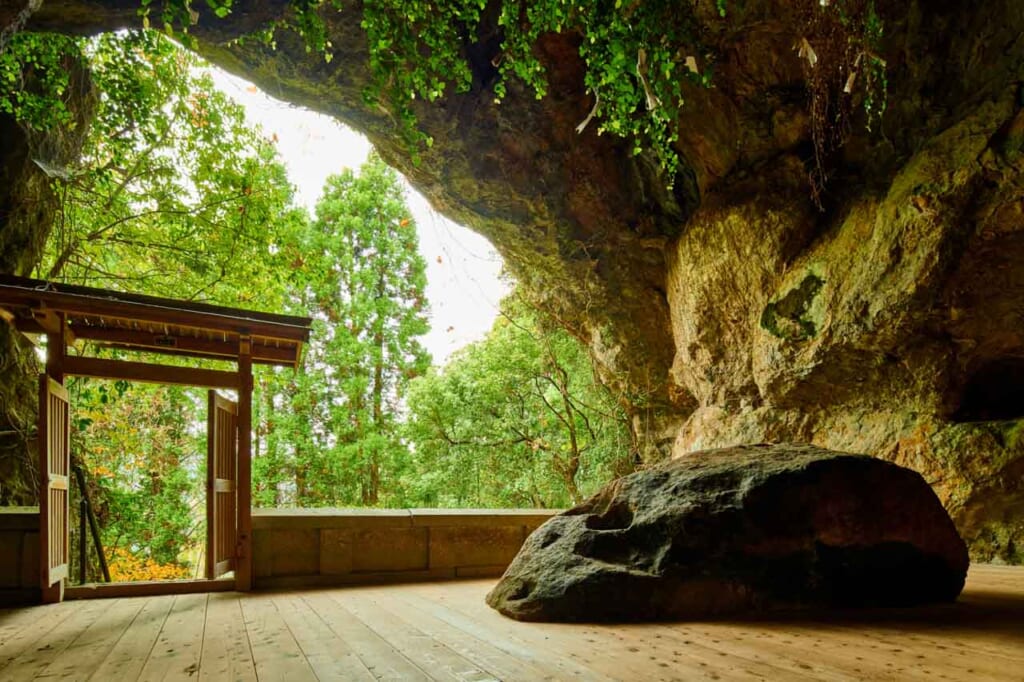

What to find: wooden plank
left=362, top=585, right=558, bottom=682
left=414, top=582, right=713, bottom=682
left=0, top=603, right=73, bottom=671
left=66, top=578, right=234, bottom=600
left=0, top=565, right=1018, bottom=682
left=652, top=620, right=861, bottom=680
left=303, top=589, right=432, bottom=681
left=236, top=339, right=253, bottom=592
left=39, top=373, right=69, bottom=604
left=136, top=593, right=208, bottom=681
left=65, top=355, right=239, bottom=389
left=0, top=274, right=311, bottom=341
left=0, top=603, right=61, bottom=645
left=77, top=326, right=297, bottom=364
left=761, top=619, right=1021, bottom=680
left=335, top=588, right=497, bottom=682
left=401, top=586, right=617, bottom=681
left=35, top=597, right=147, bottom=679
left=0, top=598, right=108, bottom=681
left=238, top=593, right=318, bottom=681
left=88, top=595, right=176, bottom=680
left=272, top=592, right=376, bottom=681
left=198, top=593, right=257, bottom=682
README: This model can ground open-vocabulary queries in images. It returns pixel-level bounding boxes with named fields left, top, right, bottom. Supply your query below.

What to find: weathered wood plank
left=398, top=590, right=603, bottom=681
left=304, top=588, right=431, bottom=681
left=338, top=588, right=497, bottom=682
left=198, top=592, right=257, bottom=682
left=1, top=598, right=108, bottom=681
left=238, top=593, right=318, bottom=681
left=363, top=586, right=557, bottom=681
left=35, top=597, right=148, bottom=680
left=0, top=603, right=66, bottom=665
left=136, top=593, right=208, bottom=681
left=272, top=592, right=376, bottom=681
left=0, top=564, right=1019, bottom=682
left=89, top=596, right=176, bottom=681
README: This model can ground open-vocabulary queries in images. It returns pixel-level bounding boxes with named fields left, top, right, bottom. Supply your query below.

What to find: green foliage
left=254, top=154, right=431, bottom=507
left=0, top=31, right=79, bottom=130
left=860, top=2, right=888, bottom=129
left=492, top=1, right=706, bottom=181
left=72, top=380, right=206, bottom=579
left=21, top=29, right=304, bottom=577
left=403, top=291, right=634, bottom=508
left=32, top=30, right=303, bottom=308
left=356, top=0, right=888, bottom=185
left=137, top=0, right=235, bottom=47
left=114, top=0, right=888, bottom=186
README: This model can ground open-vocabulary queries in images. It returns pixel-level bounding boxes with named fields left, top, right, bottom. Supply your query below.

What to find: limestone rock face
left=487, top=444, right=969, bottom=622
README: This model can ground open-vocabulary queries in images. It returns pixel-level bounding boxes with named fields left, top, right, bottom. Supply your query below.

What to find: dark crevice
left=952, top=358, right=1024, bottom=422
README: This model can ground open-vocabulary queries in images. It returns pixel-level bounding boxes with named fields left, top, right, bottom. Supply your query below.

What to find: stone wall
left=252, top=508, right=556, bottom=589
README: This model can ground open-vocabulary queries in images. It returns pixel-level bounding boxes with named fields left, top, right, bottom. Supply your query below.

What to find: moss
left=968, top=522, right=1024, bottom=564
left=760, top=274, right=824, bottom=342
left=0, top=326, right=40, bottom=505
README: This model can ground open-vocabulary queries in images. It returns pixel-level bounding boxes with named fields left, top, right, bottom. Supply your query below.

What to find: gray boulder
left=486, top=444, right=969, bottom=621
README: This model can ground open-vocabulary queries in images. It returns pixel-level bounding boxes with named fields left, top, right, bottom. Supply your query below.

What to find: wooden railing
left=252, top=508, right=558, bottom=589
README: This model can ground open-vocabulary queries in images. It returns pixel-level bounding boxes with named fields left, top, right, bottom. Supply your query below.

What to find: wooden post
left=45, top=311, right=66, bottom=380
left=235, top=335, right=254, bottom=591
left=41, top=313, right=67, bottom=603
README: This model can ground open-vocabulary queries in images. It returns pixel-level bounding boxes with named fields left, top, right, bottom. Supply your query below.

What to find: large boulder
left=487, top=444, right=969, bottom=621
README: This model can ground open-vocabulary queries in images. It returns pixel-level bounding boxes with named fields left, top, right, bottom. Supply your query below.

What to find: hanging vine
left=7, top=0, right=888, bottom=193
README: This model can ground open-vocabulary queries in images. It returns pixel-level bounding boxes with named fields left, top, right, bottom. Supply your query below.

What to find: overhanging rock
left=487, top=443, right=969, bottom=621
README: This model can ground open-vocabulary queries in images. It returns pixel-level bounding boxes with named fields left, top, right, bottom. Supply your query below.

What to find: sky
left=208, top=69, right=509, bottom=365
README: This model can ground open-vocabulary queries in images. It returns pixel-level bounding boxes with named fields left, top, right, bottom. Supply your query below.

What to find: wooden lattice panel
left=207, top=391, right=238, bottom=579
left=39, top=375, right=70, bottom=590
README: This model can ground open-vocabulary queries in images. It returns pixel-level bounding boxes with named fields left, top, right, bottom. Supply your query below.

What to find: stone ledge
left=252, top=508, right=557, bottom=588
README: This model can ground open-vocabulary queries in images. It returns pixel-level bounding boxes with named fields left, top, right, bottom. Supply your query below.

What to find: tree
left=71, top=380, right=204, bottom=581
left=404, top=291, right=634, bottom=509
left=8, top=29, right=310, bottom=579
left=254, top=154, right=431, bottom=507
left=30, top=29, right=303, bottom=308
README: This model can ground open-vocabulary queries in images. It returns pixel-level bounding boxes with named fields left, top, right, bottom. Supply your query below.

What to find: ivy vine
left=3, top=0, right=889, bottom=192
left=0, top=31, right=79, bottom=131
left=350, top=0, right=888, bottom=189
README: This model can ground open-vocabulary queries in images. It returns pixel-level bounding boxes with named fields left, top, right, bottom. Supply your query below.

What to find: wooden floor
left=0, top=565, right=1020, bottom=681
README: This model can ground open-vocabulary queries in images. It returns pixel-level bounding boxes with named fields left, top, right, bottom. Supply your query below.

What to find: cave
left=0, top=0, right=1022, bottom=638
left=953, top=358, right=1024, bottom=423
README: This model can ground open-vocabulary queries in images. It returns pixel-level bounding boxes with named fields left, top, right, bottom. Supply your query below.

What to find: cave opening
left=953, top=358, right=1024, bottom=422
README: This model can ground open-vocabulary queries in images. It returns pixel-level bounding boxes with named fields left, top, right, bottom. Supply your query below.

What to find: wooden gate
left=39, top=375, right=70, bottom=602
left=207, top=391, right=238, bottom=579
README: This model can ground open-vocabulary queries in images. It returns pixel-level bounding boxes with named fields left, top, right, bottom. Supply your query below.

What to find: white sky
left=209, top=70, right=509, bottom=365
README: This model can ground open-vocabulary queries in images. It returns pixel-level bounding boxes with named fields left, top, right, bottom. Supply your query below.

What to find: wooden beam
left=63, top=356, right=239, bottom=389
left=45, top=311, right=68, bottom=387
left=0, top=283, right=309, bottom=342
left=236, top=336, right=253, bottom=592
left=65, top=577, right=234, bottom=600
left=74, top=326, right=298, bottom=365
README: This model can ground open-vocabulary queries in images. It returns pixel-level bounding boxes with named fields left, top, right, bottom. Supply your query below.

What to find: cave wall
left=19, top=0, right=1024, bottom=560
left=0, top=37, right=94, bottom=504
